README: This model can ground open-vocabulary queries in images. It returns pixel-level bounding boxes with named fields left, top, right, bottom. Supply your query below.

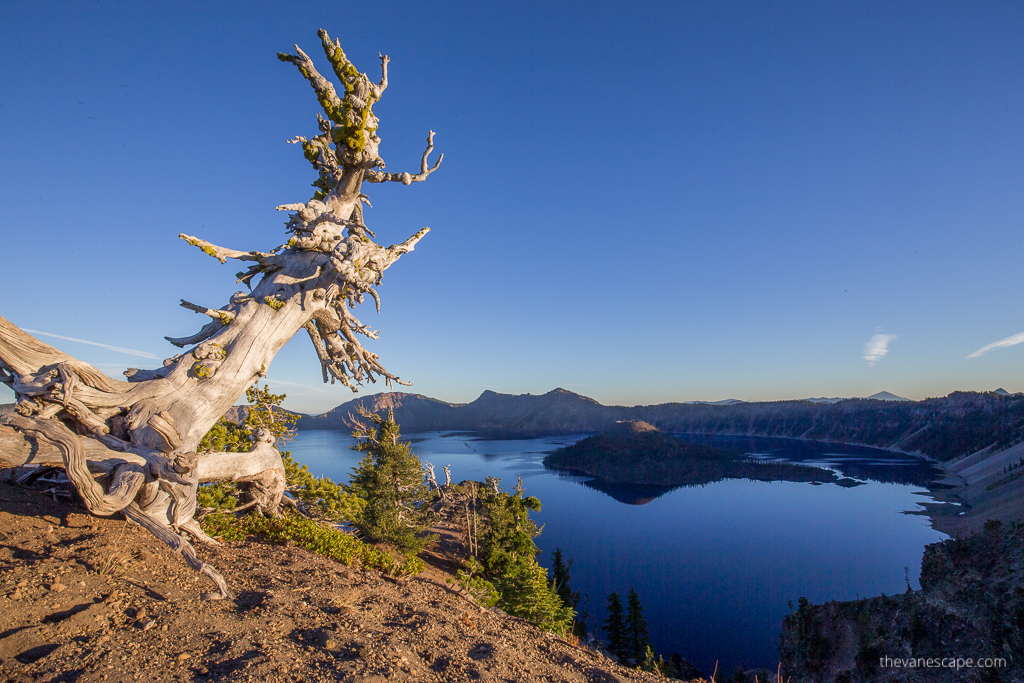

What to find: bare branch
left=165, top=319, right=223, bottom=348
left=365, top=131, right=444, bottom=185
left=388, top=227, right=431, bottom=259
left=180, top=300, right=236, bottom=325
left=179, top=234, right=261, bottom=264
left=373, top=53, right=390, bottom=99
left=302, top=320, right=331, bottom=383
left=123, top=503, right=232, bottom=600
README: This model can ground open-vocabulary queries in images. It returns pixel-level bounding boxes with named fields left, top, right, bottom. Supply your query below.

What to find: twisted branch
left=1, top=413, right=144, bottom=516
left=276, top=43, right=343, bottom=121
left=123, top=503, right=232, bottom=600
left=365, top=131, right=444, bottom=185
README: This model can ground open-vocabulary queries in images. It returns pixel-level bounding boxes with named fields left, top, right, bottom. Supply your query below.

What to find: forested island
left=542, top=421, right=842, bottom=487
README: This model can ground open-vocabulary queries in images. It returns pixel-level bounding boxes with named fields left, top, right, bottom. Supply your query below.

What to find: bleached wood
left=0, top=29, right=440, bottom=599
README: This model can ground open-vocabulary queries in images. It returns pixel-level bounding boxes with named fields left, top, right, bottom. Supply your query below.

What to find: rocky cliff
left=779, top=522, right=1024, bottom=682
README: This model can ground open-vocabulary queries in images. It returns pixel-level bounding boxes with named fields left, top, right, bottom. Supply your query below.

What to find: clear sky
left=1, top=1, right=1021, bottom=415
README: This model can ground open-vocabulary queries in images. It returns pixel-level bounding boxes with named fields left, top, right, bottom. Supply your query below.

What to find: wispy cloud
left=862, top=333, right=896, bottom=367
left=262, top=377, right=330, bottom=393
left=22, top=329, right=158, bottom=360
left=967, top=330, right=1024, bottom=359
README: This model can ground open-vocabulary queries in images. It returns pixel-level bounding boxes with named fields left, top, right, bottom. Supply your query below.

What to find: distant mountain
left=297, top=387, right=625, bottom=433
left=865, top=390, right=910, bottom=401
left=293, top=388, right=1024, bottom=462
left=802, top=391, right=909, bottom=403
left=296, top=392, right=463, bottom=432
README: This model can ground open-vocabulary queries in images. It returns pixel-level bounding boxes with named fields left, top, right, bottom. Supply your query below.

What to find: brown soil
left=0, top=482, right=664, bottom=683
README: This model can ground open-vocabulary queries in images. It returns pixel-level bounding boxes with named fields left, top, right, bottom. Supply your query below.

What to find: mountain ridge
left=294, top=388, right=1024, bottom=462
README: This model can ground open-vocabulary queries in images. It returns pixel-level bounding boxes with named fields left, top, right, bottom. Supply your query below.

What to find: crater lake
left=286, top=430, right=945, bottom=674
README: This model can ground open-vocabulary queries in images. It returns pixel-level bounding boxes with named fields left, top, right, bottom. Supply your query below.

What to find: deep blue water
left=285, top=430, right=946, bottom=674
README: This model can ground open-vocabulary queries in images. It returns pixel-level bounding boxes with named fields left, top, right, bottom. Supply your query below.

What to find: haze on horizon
left=1, top=2, right=1021, bottom=416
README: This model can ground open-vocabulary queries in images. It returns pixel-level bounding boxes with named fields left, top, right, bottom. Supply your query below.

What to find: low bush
left=201, top=511, right=425, bottom=579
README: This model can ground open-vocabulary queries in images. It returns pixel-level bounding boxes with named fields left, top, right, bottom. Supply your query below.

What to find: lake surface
left=286, top=430, right=946, bottom=674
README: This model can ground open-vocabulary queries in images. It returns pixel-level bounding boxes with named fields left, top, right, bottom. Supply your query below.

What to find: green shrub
left=196, top=483, right=239, bottom=512
left=491, top=557, right=574, bottom=635
left=453, top=555, right=500, bottom=607
left=200, top=511, right=424, bottom=578
left=282, top=450, right=365, bottom=522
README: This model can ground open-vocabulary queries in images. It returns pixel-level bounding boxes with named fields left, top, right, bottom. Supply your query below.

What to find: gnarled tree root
left=2, top=413, right=144, bottom=515
left=0, top=413, right=232, bottom=600
left=123, top=503, right=233, bottom=600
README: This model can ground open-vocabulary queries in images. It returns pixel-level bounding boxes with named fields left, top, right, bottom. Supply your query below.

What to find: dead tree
left=0, top=29, right=441, bottom=599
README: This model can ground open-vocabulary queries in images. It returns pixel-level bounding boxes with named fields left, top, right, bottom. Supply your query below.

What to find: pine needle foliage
left=626, top=587, right=652, bottom=666
left=551, top=547, right=587, bottom=638
left=604, top=592, right=629, bottom=663
left=347, top=408, right=437, bottom=553
left=201, top=511, right=424, bottom=578
left=472, top=476, right=575, bottom=636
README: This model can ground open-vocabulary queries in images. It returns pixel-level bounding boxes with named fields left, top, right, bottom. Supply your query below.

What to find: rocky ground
left=0, top=482, right=669, bottom=683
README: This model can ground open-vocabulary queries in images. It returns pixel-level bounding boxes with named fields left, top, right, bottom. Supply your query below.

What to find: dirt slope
left=0, top=483, right=663, bottom=683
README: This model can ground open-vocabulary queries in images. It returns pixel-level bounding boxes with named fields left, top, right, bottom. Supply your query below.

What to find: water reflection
left=287, top=429, right=946, bottom=674
left=576, top=478, right=679, bottom=505
left=674, top=433, right=943, bottom=487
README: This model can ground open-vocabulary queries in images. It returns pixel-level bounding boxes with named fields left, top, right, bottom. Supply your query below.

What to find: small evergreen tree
left=642, top=645, right=657, bottom=673
left=626, top=587, right=651, bottom=665
left=476, top=476, right=574, bottom=635
left=604, top=592, right=628, bottom=663
left=199, top=384, right=299, bottom=452
left=347, top=408, right=436, bottom=553
left=551, top=547, right=587, bottom=638
left=658, top=654, right=676, bottom=677
left=477, top=476, right=543, bottom=577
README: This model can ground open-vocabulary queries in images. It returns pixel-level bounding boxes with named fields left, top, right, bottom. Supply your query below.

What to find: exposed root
left=123, top=502, right=233, bottom=600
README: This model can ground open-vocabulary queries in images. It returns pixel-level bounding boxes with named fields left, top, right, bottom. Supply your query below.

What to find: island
left=543, top=420, right=843, bottom=488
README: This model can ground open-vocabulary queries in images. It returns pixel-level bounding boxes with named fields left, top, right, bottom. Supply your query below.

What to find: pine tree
left=551, top=547, right=587, bottom=638
left=604, top=592, right=628, bottom=663
left=626, top=587, right=651, bottom=665
left=478, top=476, right=543, bottom=578
left=642, top=645, right=657, bottom=673
left=199, top=384, right=299, bottom=452
left=347, top=408, right=436, bottom=553
left=475, top=476, right=575, bottom=635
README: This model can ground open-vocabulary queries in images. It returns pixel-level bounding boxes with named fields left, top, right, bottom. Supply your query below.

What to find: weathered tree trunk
left=0, top=29, right=441, bottom=599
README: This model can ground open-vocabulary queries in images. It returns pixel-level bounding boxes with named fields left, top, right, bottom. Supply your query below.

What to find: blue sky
left=1, top=1, right=1021, bottom=414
